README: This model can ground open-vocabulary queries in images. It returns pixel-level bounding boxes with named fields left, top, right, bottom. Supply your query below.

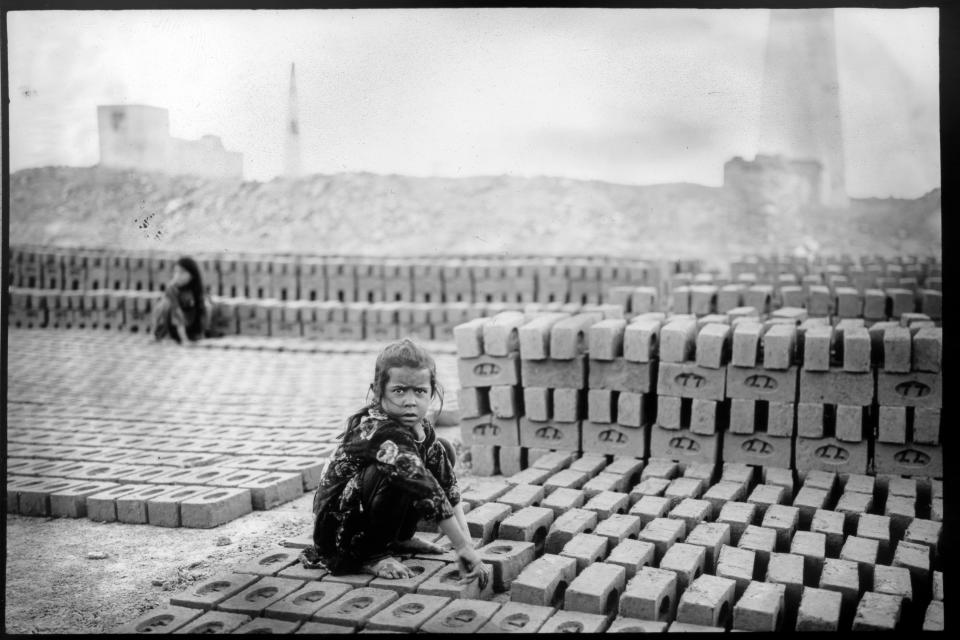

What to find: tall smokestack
left=758, top=9, right=848, bottom=207
left=284, top=62, right=301, bottom=179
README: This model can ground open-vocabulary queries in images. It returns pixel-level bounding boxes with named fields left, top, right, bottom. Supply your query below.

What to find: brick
left=685, top=522, right=731, bottom=572
left=682, top=461, right=717, bottom=485
left=589, top=360, right=656, bottom=393
left=629, top=477, right=671, bottom=503
left=172, top=610, right=251, bottom=634
left=86, top=483, right=156, bottom=522
left=543, top=468, right=592, bottom=494
left=733, top=580, right=786, bottom=631
left=623, top=318, right=662, bottom=362
left=551, top=388, right=583, bottom=422
left=802, top=325, right=833, bottom=371
left=872, top=564, right=912, bottom=611
left=882, top=326, right=912, bottom=372
left=504, top=466, right=552, bottom=486
left=790, top=531, right=826, bottom=585
left=657, top=395, right=683, bottom=430
left=720, top=462, right=756, bottom=489
left=640, top=457, right=681, bottom=480
left=47, top=480, right=119, bottom=518
left=497, top=484, right=545, bottom=512
left=913, top=407, right=941, bottom=444
left=852, top=591, right=902, bottom=631
left=520, top=355, right=587, bottom=388
left=668, top=499, right=712, bottom=534
left=716, top=502, right=758, bottom=546
left=875, top=441, right=942, bottom=478
left=594, top=513, right=642, bottom=549
left=521, top=387, right=550, bottom=421
left=465, top=502, right=512, bottom=544
left=497, top=445, right=526, bottom=477
left=564, top=562, right=626, bottom=615
left=560, top=532, right=610, bottom=572
left=476, top=600, right=554, bottom=633
left=657, top=362, right=726, bottom=400
left=605, top=538, right=655, bottom=581
left=629, top=494, right=673, bottom=527
left=694, top=323, right=730, bottom=369
left=856, top=514, right=892, bottom=561
left=638, top=517, right=686, bottom=563
left=235, top=548, right=300, bottom=578
left=114, top=605, right=204, bottom=634
left=799, top=369, right=874, bottom=405
left=876, top=405, right=907, bottom=444
left=582, top=490, right=630, bottom=519
left=481, top=311, right=524, bottom=356
left=509, top=553, right=577, bottom=607
left=588, top=318, right=627, bottom=360
left=457, top=353, right=520, bottom=387
left=659, top=319, right=697, bottom=362
left=277, top=564, right=330, bottom=582
left=518, top=313, right=568, bottom=360
left=550, top=313, right=604, bottom=359
left=689, top=399, right=719, bottom=435
left=420, top=598, right=502, bottom=634
left=737, top=526, right=777, bottom=575
left=415, top=562, right=495, bottom=600
left=538, top=609, right=610, bottom=633
left=795, top=586, right=842, bottom=631
left=834, top=490, right=873, bottom=533
left=363, top=593, right=451, bottom=633
left=236, top=472, right=303, bottom=511
left=807, top=509, right=844, bottom=558
left=702, top=481, right=746, bottom=518
left=218, top=576, right=307, bottom=616
left=923, top=600, right=944, bottom=631
left=675, top=573, right=736, bottom=628
left=932, top=570, right=943, bottom=601
left=582, top=472, right=629, bottom=497
left=541, top=487, right=586, bottom=517
left=746, top=484, right=787, bottom=519
left=367, top=558, right=446, bottom=594
left=761, top=504, right=799, bottom=551
left=170, top=572, right=261, bottom=610
left=16, top=478, right=88, bottom=517
left=903, top=518, right=941, bottom=558
left=469, top=444, right=499, bottom=476
left=263, top=581, right=354, bottom=621
left=460, top=479, right=510, bottom=504
left=453, top=318, right=490, bottom=358
left=544, top=508, right=598, bottom=554
left=179, top=487, right=252, bottom=528
left=587, top=389, right=616, bottom=423
left=476, top=540, right=536, bottom=591
left=660, top=542, right=707, bottom=592
left=835, top=404, right=866, bottom=442
left=840, top=326, right=871, bottom=373
left=819, top=558, right=860, bottom=617
left=731, top=322, right=761, bottom=368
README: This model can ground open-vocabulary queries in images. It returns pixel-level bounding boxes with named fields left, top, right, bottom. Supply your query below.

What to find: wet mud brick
left=856, top=513, right=892, bottom=562
left=476, top=540, right=536, bottom=591
left=530, top=450, right=575, bottom=473
left=477, top=601, right=555, bottom=633
left=363, top=593, right=451, bottom=632
left=263, top=581, right=354, bottom=621
left=873, top=441, right=942, bottom=477
left=583, top=472, right=630, bottom=497
left=545, top=507, right=598, bottom=554
left=172, top=610, right=251, bottom=634
left=715, top=544, right=756, bottom=599
left=649, top=425, right=722, bottom=467
left=469, top=444, right=499, bottom=476
left=589, top=358, right=657, bottom=393
left=791, top=486, right=830, bottom=529
left=903, top=518, right=941, bottom=564
left=504, top=466, right=552, bottom=486
left=638, top=516, right=686, bottom=563
left=237, top=472, right=304, bottom=510
left=852, top=591, right=902, bottom=630
left=497, top=483, right=545, bottom=511
left=760, top=504, right=800, bottom=551
left=499, top=444, right=526, bottom=477
left=624, top=316, right=663, bottom=362
left=461, top=414, right=520, bottom=446
left=236, top=548, right=300, bottom=577
left=542, top=468, right=592, bottom=493
left=457, top=353, right=520, bottom=388
left=481, top=311, right=525, bottom=355
left=594, top=513, right=642, bottom=548
left=521, top=355, right=588, bottom=390
left=415, top=562, right=495, bottom=600
left=16, top=478, right=91, bottom=517
left=582, top=490, right=630, bottom=518
left=48, top=480, right=119, bottom=518
left=568, top=452, right=610, bottom=478
left=795, top=586, right=842, bottom=631
left=460, top=478, right=511, bottom=503
left=660, top=542, right=707, bottom=592
left=560, top=532, right=610, bottom=572
left=630, top=476, right=671, bottom=504
left=620, top=566, right=680, bottom=623
left=640, top=457, right=681, bottom=481
left=872, top=564, right=913, bottom=620
left=701, top=481, right=747, bottom=517
left=169, top=572, right=262, bottom=610
left=668, top=498, right=712, bottom=533
left=765, top=552, right=804, bottom=616
left=419, top=598, right=503, bottom=634
left=538, top=609, right=611, bottom=633
left=630, top=495, right=672, bottom=527
left=180, top=487, right=252, bottom=528
left=790, top=531, right=826, bottom=584
left=86, top=483, right=157, bottom=522
left=923, top=600, right=944, bottom=631
left=217, top=576, right=306, bottom=617
left=233, top=617, right=301, bottom=633
left=716, top=501, right=758, bottom=546
left=564, top=562, right=627, bottom=616
left=581, top=420, right=646, bottom=457
left=727, top=364, right=798, bottom=403
left=541, top=487, right=587, bottom=517
left=733, top=581, right=786, bottom=631
left=892, top=540, right=931, bottom=602
left=465, top=501, right=512, bottom=544
left=745, top=483, right=787, bottom=520
left=737, top=525, right=777, bottom=576
left=675, top=573, right=736, bottom=628
left=509, top=553, right=577, bottom=607
left=453, top=317, right=491, bottom=357
left=795, top=435, right=869, bottom=476
left=498, top=506, right=554, bottom=549
left=114, top=604, right=204, bottom=634
left=606, top=538, right=656, bottom=580
left=518, top=312, right=569, bottom=359
left=799, top=368, right=874, bottom=405
left=818, top=557, right=860, bottom=621
left=518, top=418, right=580, bottom=452
left=145, top=485, right=219, bottom=528
left=116, top=484, right=182, bottom=524
left=685, top=522, right=732, bottom=572
left=310, top=586, right=401, bottom=628
left=657, top=362, right=726, bottom=400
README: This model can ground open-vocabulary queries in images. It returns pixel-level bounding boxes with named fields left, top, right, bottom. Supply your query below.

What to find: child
left=300, top=339, right=488, bottom=587
left=153, top=256, right=208, bottom=345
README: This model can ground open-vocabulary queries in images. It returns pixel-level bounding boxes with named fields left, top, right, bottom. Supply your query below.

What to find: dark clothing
left=153, top=284, right=208, bottom=342
left=303, top=406, right=461, bottom=574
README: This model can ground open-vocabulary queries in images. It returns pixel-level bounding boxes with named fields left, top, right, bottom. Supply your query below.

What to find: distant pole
left=758, top=9, right=847, bottom=208
left=284, top=62, right=302, bottom=179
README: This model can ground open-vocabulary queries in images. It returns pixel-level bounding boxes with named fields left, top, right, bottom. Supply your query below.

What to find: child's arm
left=438, top=513, right=488, bottom=588
left=452, top=501, right=471, bottom=545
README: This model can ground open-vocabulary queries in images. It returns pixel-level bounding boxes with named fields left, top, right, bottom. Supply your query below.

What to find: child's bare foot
left=390, top=537, right=447, bottom=555
left=361, top=556, right=412, bottom=580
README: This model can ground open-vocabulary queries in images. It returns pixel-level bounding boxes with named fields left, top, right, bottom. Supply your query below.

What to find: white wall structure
left=757, top=9, right=847, bottom=208
left=97, top=105, right=243, bottom=179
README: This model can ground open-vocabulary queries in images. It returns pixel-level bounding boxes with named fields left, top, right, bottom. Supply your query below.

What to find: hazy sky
left=7, top=8, right=939, bottom=198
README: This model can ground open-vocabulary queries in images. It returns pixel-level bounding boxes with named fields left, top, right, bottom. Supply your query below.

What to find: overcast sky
left=7, top=8, right=939, bottom=198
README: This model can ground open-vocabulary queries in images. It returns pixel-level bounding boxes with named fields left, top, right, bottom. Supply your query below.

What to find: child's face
left=172, top=265, right=192, bottom=287
left=379, top=366, right=433, bottom=429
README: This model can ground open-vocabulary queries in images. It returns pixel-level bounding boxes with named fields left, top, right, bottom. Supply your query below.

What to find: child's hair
left=344, top=338, right=444, bottom=432
left=176, top=256, right=206, bottom=337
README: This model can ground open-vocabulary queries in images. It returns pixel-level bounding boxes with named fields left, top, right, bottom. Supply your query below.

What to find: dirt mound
left=9, top=166, right=940, bottom=262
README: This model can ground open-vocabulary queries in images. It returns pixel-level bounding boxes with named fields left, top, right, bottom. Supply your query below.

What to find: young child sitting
left=152, top=256, right=209, bottom=345
left=300, top=339, right=488, bottom=587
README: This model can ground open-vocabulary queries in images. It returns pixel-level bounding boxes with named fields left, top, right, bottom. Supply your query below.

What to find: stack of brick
left=649, top=318, right=730, bottom=470
left=872, top=326, right=942, bottom=479
left=795, top=319, right=874, bottom=478
left=723, top=318, right=799, bottom=470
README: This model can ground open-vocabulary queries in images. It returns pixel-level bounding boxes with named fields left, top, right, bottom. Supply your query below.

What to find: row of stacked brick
left=121, top=454, right=942, bottom=632
left=454, top=308, right=942, bottom=481
left=677, top=253, right=942, bottom=321
left=8, top=287, right=634, bottom=342
left=9, top=245, right=668, bottom=305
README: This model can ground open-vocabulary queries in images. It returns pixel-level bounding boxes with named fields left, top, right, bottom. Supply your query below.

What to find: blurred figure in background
left=153, top=256, right=209, bottom=345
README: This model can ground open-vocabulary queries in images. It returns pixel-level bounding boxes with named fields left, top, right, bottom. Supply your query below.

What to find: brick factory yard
left=4, top=329, right=476, bottom=634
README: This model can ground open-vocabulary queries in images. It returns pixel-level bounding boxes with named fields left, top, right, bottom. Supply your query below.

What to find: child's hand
left=455, top=547, right=489, bottom=590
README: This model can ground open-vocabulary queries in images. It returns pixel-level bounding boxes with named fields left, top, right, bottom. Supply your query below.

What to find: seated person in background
left=153, top=256, right=209, bottom=345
